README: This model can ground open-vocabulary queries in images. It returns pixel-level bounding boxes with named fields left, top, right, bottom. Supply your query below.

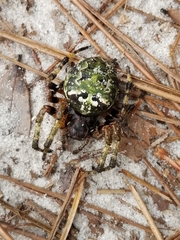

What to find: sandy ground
left=0, top=0, right=180, bottom=239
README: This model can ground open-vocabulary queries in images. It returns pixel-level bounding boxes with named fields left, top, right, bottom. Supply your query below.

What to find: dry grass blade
left=71, top=0, right=157, bottom=82
left=0, top=52, right=47, bottom=79
left=128, top=184, right=164, bottom=240
left=154, top=146, right=180, bottom=171
left=74, top=0, right=180, bottom=83
left=143, top=95, right=180, bottom=111
left=48, top=167, right=81, bottom=240
left=97, top=188, right=129, bottom=194
left=60, top=177, right=85, bottom=240
left=83, top=202, right=152, bottom=233
left=0, top=224, right=14, bottom=240
left=137, top=110, right=180, bottom=126
left=25, top=199, right=56, bottom=225
left=146, top=100, right=180, bottom=137
left=0, top=30, right=79, bottom=60
left=1, top=223, right=47, bottom=240
left=142, top=158, right=180, bottom=206
left=165, top=230, right=180, bottom=240
left=132, top=76, right=180, bottom=103
left=0, top=198, right=61, bottom=238
left=121, top=169, right=172, bottom=202
left=68, top=0, right=126, bottom=53
left=0, top=174, right=66, bottom=201
left=54, top=0, right=108, bottom=58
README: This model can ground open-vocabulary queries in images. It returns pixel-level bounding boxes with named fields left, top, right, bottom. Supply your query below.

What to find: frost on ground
left=0, top=0, right=180, bottom=239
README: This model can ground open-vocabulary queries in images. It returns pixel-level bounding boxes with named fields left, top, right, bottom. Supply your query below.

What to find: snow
left=0, top=0, right=180, bottom=239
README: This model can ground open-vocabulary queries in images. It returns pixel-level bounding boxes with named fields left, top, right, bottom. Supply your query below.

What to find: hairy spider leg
left=32, top=99, right=68, bottom=160
left=93, top=123, right=121, bottom=172
left=32, top=105, right=57, bottom=152
left=47, top=56, right=70, bottom=83
left=109, top=123, right=121, bottom=169
left=47, top=46, right=90, bottom=85
left=93, top=67, right=133, bottom=172
left=42, top=100, right=68, bottom=160
left=94, top=125, right=112, bottom=172
left=71, top=137, right=90, bottom=154
left=120, top=66, right=133, bottom=117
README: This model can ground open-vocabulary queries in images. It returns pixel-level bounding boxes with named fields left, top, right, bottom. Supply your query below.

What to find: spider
left=32, top=52, right=135, bottom=172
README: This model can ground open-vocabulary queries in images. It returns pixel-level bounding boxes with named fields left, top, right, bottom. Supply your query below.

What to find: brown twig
left=142, top=158, right=180, bottom=206
left=53, top=0, right=108, bottom=58
left=68, top=0, right=126, bottom=53
left=0, top=198, right=61, bottom=238
left=44, top=152, right=59, bottom=178
left=79, top=209, right=125, bottom=233
left=154, top=146, right=180, bottom=172
left=166, top=230, right=180, bottom=240
left=146, top=100, right=180, bottom=137
left=121, top=169, right=172, bottom=202
left=128, top=184, right=164, bottom=240
left=0, top=224, right=14, bottom=240
left=126, top=5, right=180, bottom=29
left=136, top=110, right=180, bottom=126
left=60, top=175, right=85, bottom=240
left=97, top=188, right=129, bottom=194
left=82, top=202, right=152, bottom=233
left=1, top=223, right=47, bottom=240
left=74, top=0, right=180, bottom=83
left=0, top=30, right=79, bottom=61
left=25, top=199, right=56, bottom=226
left=48, top=167, right=81, bottom=240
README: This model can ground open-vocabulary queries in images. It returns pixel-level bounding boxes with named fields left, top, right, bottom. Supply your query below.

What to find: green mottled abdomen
left=63, top=57, right=119, bottom=116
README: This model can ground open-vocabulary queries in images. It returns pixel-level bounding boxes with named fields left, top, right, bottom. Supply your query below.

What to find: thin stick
left=53, top=0, right=108, bottom=58
left=132, top=77, right=180, bottom=103
left=71, top=0, right=157, bottom=82
left=0, top=175, right=151, bottom=233
left=143, top=95, right=180, bottom=111
left=97, top=188, right=129, bottom=194
left=0, top=224, right=14, bottom=240
left=68, top=0, right=126, bottom=52
left=0, top=52, right=47, bottom=78
left=0, top=30, right=79, bottom=60
left=60, top=177, right=85, bottom=240
left=82, top=202, right=152, bottom=233
left=0, top=198, right=61, bottom=238
left=48, top=167, right=80, bottom=240
left=129, top=184, right=163, bottom=240
left=1, top=223, right=47, bottom=240
left=75, top=0, right=180, bottom=84
left=121, top=169, right=172, bottom=202
left=142, top=158, right=180, bottom=206
left=146, top=100, right=180, bottom=137
left=136, top=110, right=180, bottom=126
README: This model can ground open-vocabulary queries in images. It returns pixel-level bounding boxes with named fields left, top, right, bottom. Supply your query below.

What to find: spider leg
left=47, top=56, right=69, bottom=83
left=109, top=123, right=121, bottom=169
left=42, top=100, right=68, bottom=160
left=93, top=125, right=113, bottom=172
left=120, top=66, right=133, bottom=117
left=32, top=105, right=56, bottom=152
left=47, top=46, right=89, bottom=84
left=72, top=137, right=90, bottom=154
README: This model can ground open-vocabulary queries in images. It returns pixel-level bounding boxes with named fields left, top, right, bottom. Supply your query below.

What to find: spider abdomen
left=63, top=57, right=119, bottom=116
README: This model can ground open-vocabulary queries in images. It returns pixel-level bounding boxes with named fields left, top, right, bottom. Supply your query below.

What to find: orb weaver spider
left=32, top=50, right=135, bottom=172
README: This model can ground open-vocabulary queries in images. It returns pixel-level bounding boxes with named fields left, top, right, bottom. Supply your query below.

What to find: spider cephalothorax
left=32, top=54, right=134, bottom=172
